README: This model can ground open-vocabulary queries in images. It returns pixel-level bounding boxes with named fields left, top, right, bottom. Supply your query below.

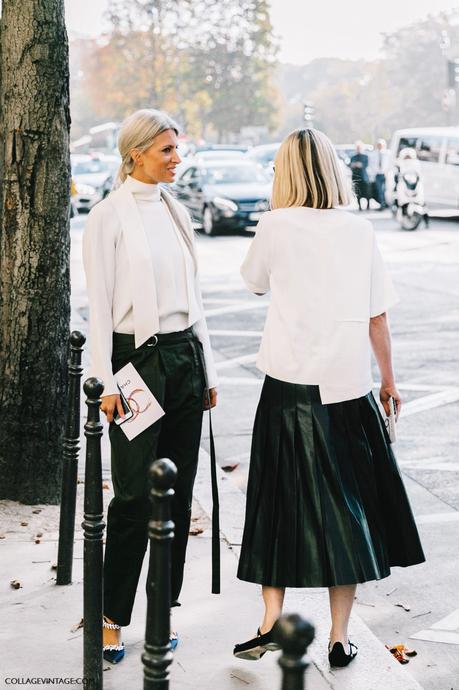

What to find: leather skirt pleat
left=237, top=376, right=425, bottom=588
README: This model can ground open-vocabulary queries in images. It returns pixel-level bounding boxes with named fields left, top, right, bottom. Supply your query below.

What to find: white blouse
left=241, top=207, right=399, bottom=404
left=82, top=177, right=217, bottom=396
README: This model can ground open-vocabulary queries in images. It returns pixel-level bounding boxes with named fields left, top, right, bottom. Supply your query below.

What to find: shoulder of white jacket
left=87, top=193, right=117, bottom=218
left=85, top=194, right=121, bottom=234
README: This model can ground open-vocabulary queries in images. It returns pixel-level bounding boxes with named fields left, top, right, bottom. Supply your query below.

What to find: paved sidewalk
left=195, top=449, right=425, bottom=690
left=1, top=452, right=423, bottom=690
left=1, top=219, right=425, bottom=689
left=1, top=488, right=327, bottom=690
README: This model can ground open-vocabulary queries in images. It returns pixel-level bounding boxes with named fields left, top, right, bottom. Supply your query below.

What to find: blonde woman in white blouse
left=233, top=128, right=425, bottom=667
left=83, top=109, right=217, bottom=663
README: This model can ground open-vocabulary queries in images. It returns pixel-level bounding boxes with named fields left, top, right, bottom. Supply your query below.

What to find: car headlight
left=213, top=196, right=238, bottom=213
left=75, top=183, right=96, bottom=195
left=255, top=199, right=269, bottom=212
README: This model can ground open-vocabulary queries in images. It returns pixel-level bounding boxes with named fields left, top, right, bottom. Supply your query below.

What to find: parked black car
left=174, top=159, right=271, bottom=235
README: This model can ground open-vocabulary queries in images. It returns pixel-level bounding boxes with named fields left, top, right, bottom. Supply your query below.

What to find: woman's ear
left=131, top=149, right=142, bottom=166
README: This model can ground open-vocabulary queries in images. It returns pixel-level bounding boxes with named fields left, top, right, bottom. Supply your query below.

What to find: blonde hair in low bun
left=115, top=108, right=179, bottom=186
left=114, top=108, right=197, bottom=271
left=272, top=128, right=351, bottom=210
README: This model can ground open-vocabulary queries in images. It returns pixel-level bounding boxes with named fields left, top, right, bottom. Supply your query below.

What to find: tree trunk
left=0, top=0, right=71, bottom=503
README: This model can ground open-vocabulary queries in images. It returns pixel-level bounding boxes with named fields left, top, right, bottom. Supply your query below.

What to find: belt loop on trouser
left=188, top=338, right=201, bottom=369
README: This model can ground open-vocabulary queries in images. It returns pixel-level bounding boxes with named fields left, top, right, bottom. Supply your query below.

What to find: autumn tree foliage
left=276, top=10, right=459, bottom=143
left=72, top=0, right=279, bottom=141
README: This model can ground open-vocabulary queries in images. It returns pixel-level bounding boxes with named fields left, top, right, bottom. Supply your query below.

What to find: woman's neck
left=130, top=169, right=159, bottom=185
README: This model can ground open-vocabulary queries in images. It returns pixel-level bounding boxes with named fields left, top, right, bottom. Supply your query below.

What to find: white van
left=389, top=127, right=459, bottom=210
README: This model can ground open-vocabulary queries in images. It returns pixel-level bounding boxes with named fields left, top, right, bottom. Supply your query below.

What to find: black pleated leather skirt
left=237, top=376, right=425, bottom=588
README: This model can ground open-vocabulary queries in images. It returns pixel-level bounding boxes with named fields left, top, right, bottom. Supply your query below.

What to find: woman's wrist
left=381, top=376, right=396, bottom=388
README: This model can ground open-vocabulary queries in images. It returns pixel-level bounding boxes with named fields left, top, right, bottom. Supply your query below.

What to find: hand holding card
left=114, top=362, right=165, bottom=441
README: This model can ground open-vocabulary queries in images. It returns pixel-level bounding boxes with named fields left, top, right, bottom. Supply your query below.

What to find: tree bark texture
left=0, top=0, right=71, bottom=503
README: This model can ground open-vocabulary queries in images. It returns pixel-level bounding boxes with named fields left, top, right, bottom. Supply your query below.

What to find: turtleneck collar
left=125, top=175, right=161, bottom=202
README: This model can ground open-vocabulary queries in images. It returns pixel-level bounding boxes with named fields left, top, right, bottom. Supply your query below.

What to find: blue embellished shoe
left=103, top=616, right=125, bottom=664
left=103, top=643, right=125, bottom=664
left=170, top=631, right=179, bottom=651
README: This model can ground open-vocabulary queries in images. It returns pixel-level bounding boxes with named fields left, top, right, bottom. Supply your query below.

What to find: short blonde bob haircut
left=271, top=128, right=351, bottom=210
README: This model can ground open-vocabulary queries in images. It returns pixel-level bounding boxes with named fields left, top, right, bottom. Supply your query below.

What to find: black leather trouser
left=103, top=328, right=205, bottom=626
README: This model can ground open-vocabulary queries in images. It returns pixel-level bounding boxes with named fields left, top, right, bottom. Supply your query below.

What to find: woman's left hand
left=204, top=387, right=218, bottom=410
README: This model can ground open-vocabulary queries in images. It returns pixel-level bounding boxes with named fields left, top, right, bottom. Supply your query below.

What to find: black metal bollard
left=57, top=330, right=86, bottom=586
left=82, top=377, right=105, bottom=690
left=274, top=614, right=315, bottom=690
left=142, top=458, right=177, bottom=690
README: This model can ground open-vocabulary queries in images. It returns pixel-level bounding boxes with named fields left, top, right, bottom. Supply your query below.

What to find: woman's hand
left=204, top=387, right=218, bottom=410
left=100, top=394, right=125, bottom=423
left=379, top=383, right=401, bottom=418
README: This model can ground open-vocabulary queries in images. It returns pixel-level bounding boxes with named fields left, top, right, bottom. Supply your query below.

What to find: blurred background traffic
left=67, top=0, right=459, bottom=229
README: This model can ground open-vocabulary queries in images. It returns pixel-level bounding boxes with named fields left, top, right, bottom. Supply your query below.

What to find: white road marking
left=411, top=609, right=459, bottom=645
left=209, top=329, right=263, bottom=337
left=201, top=282, right=245, bottom=293
left=411, top=630, right=459, bottom=645
left=402, top=388, right=459, bottom=417
left=415, top=512, right=459, bottom=525
left=401, top=461, right=459, bottom=473
left=217, top=376, right=262, bottom=386
left=431, top=610, right=459, bottom=631
left=204, top=301, right=268, bottom=317
left=216, top=354, right=258, bottom=370
left=203, top=298, right=243, bottom=304
left=395, top=383, right=454, bottom=392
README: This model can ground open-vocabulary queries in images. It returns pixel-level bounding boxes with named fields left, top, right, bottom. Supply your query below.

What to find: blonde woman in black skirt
left=233, top=128, right=425, bottom=668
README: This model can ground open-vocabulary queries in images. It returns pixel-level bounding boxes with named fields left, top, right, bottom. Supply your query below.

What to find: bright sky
left=65, top=0, right=459, bottom=64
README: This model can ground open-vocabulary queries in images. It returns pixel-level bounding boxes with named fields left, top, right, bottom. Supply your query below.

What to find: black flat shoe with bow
left=233, top=627, right=281, bottom=661
left=328, top=640, right=358, bottom=667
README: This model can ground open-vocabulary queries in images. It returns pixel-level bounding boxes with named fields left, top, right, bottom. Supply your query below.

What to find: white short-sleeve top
left=240, top=207, right=399, bottom=404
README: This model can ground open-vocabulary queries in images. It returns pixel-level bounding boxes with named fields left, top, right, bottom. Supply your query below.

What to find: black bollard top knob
left=70, top=330, right=86, bottom=347
left=273, top=614, right=315, bottom=656
left=150, top=458, right=177, bottom=490
left=83, top=377, right=105, bottom=399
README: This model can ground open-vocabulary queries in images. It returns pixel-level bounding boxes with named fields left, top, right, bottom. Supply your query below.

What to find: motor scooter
left=392, top=168, right=428, bottom=231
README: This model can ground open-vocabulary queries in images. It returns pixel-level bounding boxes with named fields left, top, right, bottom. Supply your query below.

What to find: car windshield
left=202, top=164, right=269, bottom=185
left=248, top=148, right=279, bottom=165
left=72, top=160, right=109, bottom=175
left=198, top=151, right=244, bottom=160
